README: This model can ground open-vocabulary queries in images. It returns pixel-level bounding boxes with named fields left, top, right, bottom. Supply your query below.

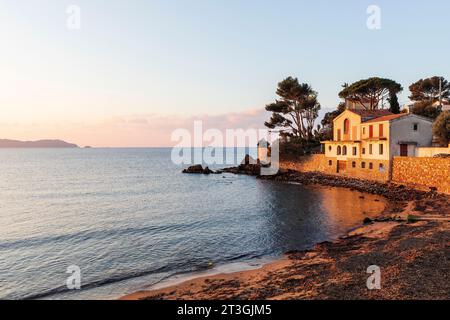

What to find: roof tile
left=363, top=114, right=407, bottom=123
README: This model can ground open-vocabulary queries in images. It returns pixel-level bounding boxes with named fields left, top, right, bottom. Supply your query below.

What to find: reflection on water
left=256, top=181, right=385, bottom=254
left=0, top=148, right=386, bottom=300
left=319, top=187, right=385, bottom=225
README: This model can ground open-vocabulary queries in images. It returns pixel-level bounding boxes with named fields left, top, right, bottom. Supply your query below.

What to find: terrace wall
left=392, top=157, right=450, bottom=194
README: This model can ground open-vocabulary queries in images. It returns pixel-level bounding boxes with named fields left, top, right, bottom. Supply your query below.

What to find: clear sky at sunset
left=1, top=0, right=449, bottom=147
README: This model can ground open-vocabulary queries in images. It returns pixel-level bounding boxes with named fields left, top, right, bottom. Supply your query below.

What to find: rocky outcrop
left=218, top=163, right=261, bottom=176
left=182, top=155, right=262, bottom=176
left=182, top=165, right=214, bottom=174
left=241, top=154, right=257, bottom=165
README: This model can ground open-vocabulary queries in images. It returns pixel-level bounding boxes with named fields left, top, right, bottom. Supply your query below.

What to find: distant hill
left=0, top=139, right=79, bottom=148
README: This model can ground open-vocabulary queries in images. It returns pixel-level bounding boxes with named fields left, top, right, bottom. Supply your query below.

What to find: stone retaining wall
left=392, top=157, right=450, bottom=194
left=338, top=159, right=390, bottom=182
left=280, top=155, right=390, bottom=182
left=280, top=154, right=336, bottom=174
left=280, top=155, right=449, bottom=193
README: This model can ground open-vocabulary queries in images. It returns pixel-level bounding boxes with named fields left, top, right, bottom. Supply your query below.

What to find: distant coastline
left=0, top=139, right=79, bottom=148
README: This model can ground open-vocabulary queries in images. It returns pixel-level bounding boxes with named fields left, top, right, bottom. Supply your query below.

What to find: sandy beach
left=121, top=174, right=450, bottom=300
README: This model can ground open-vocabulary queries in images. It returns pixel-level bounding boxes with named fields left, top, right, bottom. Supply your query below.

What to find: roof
left=363, top=113, right=407, bottom=123
left=257, top=139, right=270, bottom=147
left=398, top=141, right=418, bottom=145
left=348, top=109, right=393, bottom=118
left=347, top=109, right=394, bottom=122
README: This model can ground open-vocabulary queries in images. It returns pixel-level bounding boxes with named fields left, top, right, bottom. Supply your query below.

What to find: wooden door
left=337, top=160, right=347, bottom=173
left=369, top=125, right=374, bottom=138
left=400, top=144, right=408, bottom=157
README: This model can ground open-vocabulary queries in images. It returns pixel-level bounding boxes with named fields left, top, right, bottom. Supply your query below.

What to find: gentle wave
left=21, top=251, right=265, bottom=300
left=0, top=220, right=215, bottom=251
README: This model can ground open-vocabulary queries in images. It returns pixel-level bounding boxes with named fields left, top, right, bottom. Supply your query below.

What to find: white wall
left=416, top=145, right=450, bottom=157
left=389, top=115, right=433, bottom=158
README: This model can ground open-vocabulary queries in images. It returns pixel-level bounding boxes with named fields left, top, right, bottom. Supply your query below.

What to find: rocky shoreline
left=258, top=169, right=442, bottom=202
left=183, top=162, right=447, bottom=206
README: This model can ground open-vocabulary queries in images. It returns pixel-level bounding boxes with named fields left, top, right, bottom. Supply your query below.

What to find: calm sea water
left=0, top=148, right=385, bottom=300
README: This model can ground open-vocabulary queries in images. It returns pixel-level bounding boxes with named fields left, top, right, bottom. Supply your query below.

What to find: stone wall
left=280, top=155, right=390, bottom=182
left=280, top=154, right=336, bottom=174
left=339, top=159, right=390, bottom=182
left=280, top=155, right=449, bottom=193
left=392, top=157, right=450, bottom=194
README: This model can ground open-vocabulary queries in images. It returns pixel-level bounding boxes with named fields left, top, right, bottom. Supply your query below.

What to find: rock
left=182, top=165, right=215, bottom=174
left=203, top=167, right=213, bottom=174
left=183, top=165, right=203, bottom=173
left=241, top=154, right=257, bottom=165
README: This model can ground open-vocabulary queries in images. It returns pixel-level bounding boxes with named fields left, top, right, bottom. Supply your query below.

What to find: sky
left=0, top=0, right=449, bottom=147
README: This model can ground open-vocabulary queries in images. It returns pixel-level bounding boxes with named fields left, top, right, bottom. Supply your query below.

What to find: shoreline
left=121, top=170, right=449, bottom=300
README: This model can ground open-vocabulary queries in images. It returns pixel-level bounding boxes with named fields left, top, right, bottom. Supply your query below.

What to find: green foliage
left=432, top=111, right=450, bottom=147
left=409, top=76, right=450, bottom=102
left=339, top=77, right=403, bottom=110
left=320, top=102, right=346, bottom=140
left=412, top=101, right=442, bottom=119
left=279, top=136, right=321, bottom=157
left=388, top=91, right=401, bottom=114
left=265, top=77, right=320, bottom=141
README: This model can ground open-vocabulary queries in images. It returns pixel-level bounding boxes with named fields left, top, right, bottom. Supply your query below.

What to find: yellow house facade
left=321, top=109, right=434, bottom=181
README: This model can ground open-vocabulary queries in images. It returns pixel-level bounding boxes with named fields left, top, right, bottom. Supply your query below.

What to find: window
left=369, top=144, right=373, bottom=155
left=352, top=147, right=357, bottom=156
left=352, top=161, right=356, bottom=168
left=329, top=160, right=333, bottom=166
left=343, top=146, right=347, bottom=155
left=379, top=144, right=384, bottom=155
left=362, top=127, right=366, bottom=135
left=344, top=119, right=350, bottom=135
left=413, top=123, right=419, bottom=131
left=379, top=124, right=384, bottom=137
left=379, top=163, right=385, bottom=172
left=361, top=162, right=366, bottom=169
left=328, top=146, right=332, bottom=152
left=362, top=148, right=366, bottom=155
left=337, top=146, right=342, bottom=155
left=369, top=125, right=374, bottom=138
left=369, top=163, right=373, bottom=170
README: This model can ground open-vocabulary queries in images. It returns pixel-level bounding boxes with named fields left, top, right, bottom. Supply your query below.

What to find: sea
left=0, top=148, right=385, bottom=299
